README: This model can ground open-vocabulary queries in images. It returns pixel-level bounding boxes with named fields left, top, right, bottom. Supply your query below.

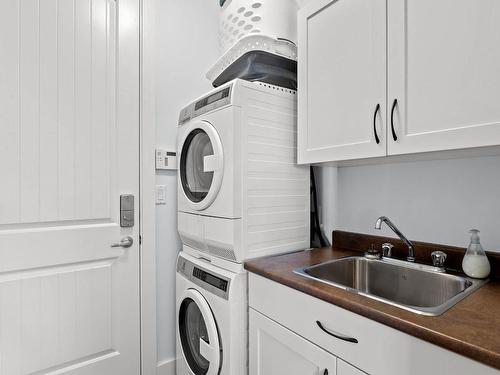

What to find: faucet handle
left=431, top=251, right=447, bottom=268
left=365, top=244, right=381, bottom=259
left=382, top=243, right=394, bottom=258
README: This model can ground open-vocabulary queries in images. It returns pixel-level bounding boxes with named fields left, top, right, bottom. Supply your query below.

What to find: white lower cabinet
left=250, top=308, right=366, bottom=375
left=249, top=273, right=500, bottom=375
left=337, top=359, right=365, bottom=375
left=250, top=309, right=336, bottom=375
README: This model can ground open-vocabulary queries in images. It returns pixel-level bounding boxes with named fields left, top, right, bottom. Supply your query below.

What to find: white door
left=298, top=0, right=387, bottom=164
left=388, top=0, right=500, bottom=155
left=250, top=309, right=336, bottom=375
left=0, top=0, right=141, bottom=373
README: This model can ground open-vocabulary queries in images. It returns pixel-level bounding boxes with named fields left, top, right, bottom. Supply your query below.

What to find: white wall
left=315, top=166, right=338, bottom=243
left=319, top=155, right=500, bottom=252
left=154, top=0, right=220, bottom=366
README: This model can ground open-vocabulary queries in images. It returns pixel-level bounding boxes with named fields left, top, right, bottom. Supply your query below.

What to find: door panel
left=0, top=0, right=113, bottom=225
left=0, top=0, right=140, bottom=373
left=298, top=0, right=386, bottom=163
left=388, top=0, right=500, bottom=155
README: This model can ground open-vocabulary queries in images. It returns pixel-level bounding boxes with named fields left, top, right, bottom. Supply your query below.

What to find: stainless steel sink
left=293, top=256, right=487, bottom=316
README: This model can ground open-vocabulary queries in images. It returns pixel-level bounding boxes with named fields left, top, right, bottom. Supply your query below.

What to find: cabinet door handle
left=373, top=103, right=381, bottom=144
left=390, top=99, right=398, bottom=141
left=316, top=320, right=358, bottom=343
left=323, top=369, right=329, bottom=375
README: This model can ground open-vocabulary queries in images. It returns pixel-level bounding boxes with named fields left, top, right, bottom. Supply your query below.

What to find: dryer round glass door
left=178, top=289, right=221, bottom=375
left=179, top=121, right=223, bottom=211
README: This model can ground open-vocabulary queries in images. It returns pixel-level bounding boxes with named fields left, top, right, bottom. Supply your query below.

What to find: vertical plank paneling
left=0, top=265, right=114, bottom=373
left=40, top=274, right=60, bottom=369
left=74, top=0, right=92, bottom=219
left=88, top=266, right=113, bottom=353
left=0, top=281, right=22, bottom=374
left=21, top=278, right=42, bottom=373
left=19, top=0, right=40, bottom=222
left=76, top=269, right=93, bottom=357
left=107, top=0, right=118, bottom=219
left=57, top=0, right=76, bottom=220
left=39, top=0, right=59, bottom=220
left=58, top=271, right=77, bottom=364
left=0, top=0, right=21, bottom=224
left=91, top=0, right=109, bottom=218
left=1, top=0, right=117, bottom=225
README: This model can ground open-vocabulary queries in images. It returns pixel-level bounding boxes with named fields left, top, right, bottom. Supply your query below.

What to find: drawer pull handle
left=373, top=103, right=381, bottom=144
left=323, top=369, right=329, bottom=375
left=390, top=98, right=398, bottom=141
left=316, top=320, right=358, bottom=344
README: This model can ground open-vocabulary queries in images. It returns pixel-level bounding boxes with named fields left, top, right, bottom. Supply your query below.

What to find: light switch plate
left=156, top=185, right=166, bottom=205
left=156, top=149, right=177, bottom=170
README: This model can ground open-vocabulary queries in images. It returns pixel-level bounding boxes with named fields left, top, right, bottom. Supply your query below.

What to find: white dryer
left=176, top=251, right=247, bottom=375
left=177, top=79, right=309, bottom=264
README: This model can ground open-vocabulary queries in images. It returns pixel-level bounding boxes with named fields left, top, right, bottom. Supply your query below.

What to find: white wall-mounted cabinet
left=297, top=0, right=387, bottom=163
left=298, top=0, right=500, bottom=163
left=387, top=0, right=500, bottom=155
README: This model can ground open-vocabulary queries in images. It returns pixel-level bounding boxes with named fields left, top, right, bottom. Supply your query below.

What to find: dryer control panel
left=177, top=256, right=231, bottom=300
left=178, top=86, right=232, bottom=125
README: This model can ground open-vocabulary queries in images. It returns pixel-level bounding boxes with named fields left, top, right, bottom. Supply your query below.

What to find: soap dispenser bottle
left=462, top=229, right=490, bottom=279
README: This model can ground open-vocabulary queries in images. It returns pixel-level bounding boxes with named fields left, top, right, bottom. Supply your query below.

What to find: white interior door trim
left=140, top=0, right=158, bottom=373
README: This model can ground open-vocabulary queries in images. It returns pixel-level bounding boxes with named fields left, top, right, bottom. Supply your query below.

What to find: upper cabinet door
left=388, top=0, right=500, bottom=155
left=298, top=0, right=387, bottom=164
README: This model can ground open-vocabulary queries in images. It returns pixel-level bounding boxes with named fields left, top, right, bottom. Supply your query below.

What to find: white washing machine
left=177, top=79, right=310, bottom=264
left=176, top=251, right=247, bottom=375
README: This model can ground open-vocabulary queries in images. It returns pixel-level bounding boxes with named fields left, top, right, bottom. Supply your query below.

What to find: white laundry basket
left=219, top=0, right=298, bottom=54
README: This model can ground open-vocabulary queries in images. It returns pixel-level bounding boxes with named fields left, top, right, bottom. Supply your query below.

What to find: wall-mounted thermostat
left=156, top=149, right=177, bottom=170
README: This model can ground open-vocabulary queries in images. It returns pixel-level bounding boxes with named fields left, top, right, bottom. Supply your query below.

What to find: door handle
left=111, top=236, right=134, bottom=248
left=316, top=320, right=358, bottom=343
left=373, top=103, right=381, bottom=144
left=390, top=99, right=398, bottom=141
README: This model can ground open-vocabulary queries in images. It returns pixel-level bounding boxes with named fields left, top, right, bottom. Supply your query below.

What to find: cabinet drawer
left=249, top=273, right=498, bottom=375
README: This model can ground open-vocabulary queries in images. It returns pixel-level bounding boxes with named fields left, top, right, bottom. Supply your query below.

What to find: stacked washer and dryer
left=176, top=2, right=308, bottom=375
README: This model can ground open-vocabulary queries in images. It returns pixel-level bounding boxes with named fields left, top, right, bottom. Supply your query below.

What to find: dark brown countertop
left=245, top=241, right=500, bottom=370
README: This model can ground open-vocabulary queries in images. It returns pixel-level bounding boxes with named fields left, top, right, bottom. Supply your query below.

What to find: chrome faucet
left=375, top=216, right=415, bottom=262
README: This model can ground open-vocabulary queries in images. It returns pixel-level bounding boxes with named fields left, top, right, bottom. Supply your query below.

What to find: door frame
left=140, top=0, right=158, bottom=374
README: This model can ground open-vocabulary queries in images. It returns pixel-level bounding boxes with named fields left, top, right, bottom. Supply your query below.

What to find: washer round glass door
left=179, top=121, right=223, bottom=211
left=178, top=289, right=221, bottom=375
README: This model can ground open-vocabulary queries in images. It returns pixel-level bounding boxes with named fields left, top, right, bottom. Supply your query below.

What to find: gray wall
left=318, top=155, right=500, bottom=252
left=155, top=0, right=220, bottom=365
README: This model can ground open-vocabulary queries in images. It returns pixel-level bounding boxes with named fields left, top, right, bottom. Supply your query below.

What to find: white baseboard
left=157, top=358, right=176, bottom=375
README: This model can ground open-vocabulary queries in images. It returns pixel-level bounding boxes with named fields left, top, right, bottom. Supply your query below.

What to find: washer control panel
left=179, top=85, right=232, bottom=125
left=177, top=256, right=231, bottom=300
left=193, top=267, right=228, bottom=292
